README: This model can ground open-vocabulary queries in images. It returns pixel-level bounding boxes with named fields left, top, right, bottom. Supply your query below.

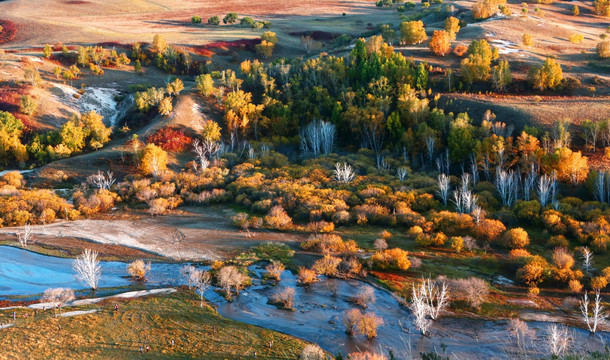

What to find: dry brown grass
left=0, top=290, right=308, bottom=359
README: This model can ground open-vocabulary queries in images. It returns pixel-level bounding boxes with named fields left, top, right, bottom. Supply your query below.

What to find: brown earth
left=0, top=206, right=306, bottom=261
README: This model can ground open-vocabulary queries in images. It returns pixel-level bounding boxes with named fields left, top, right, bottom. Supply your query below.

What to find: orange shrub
left=301, top=234, right=359, bottom=255
left=453, top=45, right=468, bottom=57
left=371, top=248, right=410, bottom=271
left=473, top=219, right=506, bottom=242
left=502, top=228, right=530, bottom=249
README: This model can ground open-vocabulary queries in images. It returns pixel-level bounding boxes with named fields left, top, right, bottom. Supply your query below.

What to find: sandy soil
left=1, top=0, right=373, bottom=48
left=0, top=206, right=305, bottom=260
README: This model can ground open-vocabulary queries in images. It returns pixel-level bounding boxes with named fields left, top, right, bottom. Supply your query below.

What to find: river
left=1, top=248, right=608, bottom=359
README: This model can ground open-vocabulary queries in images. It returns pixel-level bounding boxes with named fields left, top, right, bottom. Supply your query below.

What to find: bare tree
left=300, top=119, right=336, bottom=157
left=445, top=277, right=489, bottom=308
left=547, top=324, right=570, bottom=357
left=350, top=286, right=376, bottom=308
left=538, top=173, right=557, bottom=207
left=300, top=344, right=326, bottom=360
left=426, top=135, right=435, bottom=164
left=218, top=266, right=249, bottom=300
left=594, top=171, right=610, bottom=204
left=73, top=249, right=101, bottom=290
left=409, top=282, right=432, bottom=335
left=523, top=165, right=536, bottom=201
left=334, top=162, right=355, bottom=183
left=42, top=288, right=75, bottom=317
left=190, top=268, right=212, bottom=307
left=87, top=170, right=116, bottom=190
left=580, top=290, right=606, bottom=333
left=270, top=287, right=296, bottom=310
left=472, top=206, right=484, bottom=224
left=425, top=278, right=450, bottom=320
left=17, top=223, right=33, bottom=248
left=495, top=168, right=518, bottom=207
left=581, top=247, right=594, bottom=273
left=453, top=188, right=477, bottom=214
left=397, top=166, right=408, bottom=181
left=180, top=265, right=196, bottom=290
left=374, top=238, right=388, bottom=251
left=437, top=173, right=450, bottom=207
left=265, top=261, right=285, bottom=282
left=508, top=318, right=535, bottom=352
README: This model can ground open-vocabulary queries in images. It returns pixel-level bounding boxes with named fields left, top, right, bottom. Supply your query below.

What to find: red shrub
left=146, top=127, right=192, bottom=152
left=0, top=20, right=17, bottom=45
left=0, top=84, right=27, bottom=114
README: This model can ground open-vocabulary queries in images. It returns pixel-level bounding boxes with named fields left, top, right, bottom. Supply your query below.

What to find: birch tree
left=334, top=162, right=355, bottom=183
left=73, top=249, right=101, bottom=290
left=437, top=173, right=450, bottom=207
left=300, top=120, right=336, bottom=157
left=580, top=290, right=606, bottom=333
left=42, top=288, right=75, bottom=317
left=17, top=223, right=33, bottom=248
left=547, top=324, right=570, bottom=357
left=191, top=268, right=212, bottom=307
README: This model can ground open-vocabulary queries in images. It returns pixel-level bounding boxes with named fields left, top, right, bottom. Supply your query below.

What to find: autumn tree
left=152, top=34, right=167, bottom=54
left=400, top=20, right=428, bottom=45
left=429, top=30, right=451, bottom=56
left=529, top=57, right=563, bottom=91
left=140, top=143, right=168, bottom=177
left=548, top=147, right=589, bottom=185
left=255, top=40, right=275, bottom=59
left=445, top=16, right=461, bottom=40
left=597, top=41, right=610, bottom=58
left=491, top=60, right=512, bottom=91
left=43, top=44, right=52, bottom=58
left=20, top=95, right=38, bottom=115
left=0, top=111, right=28, bottom=165
left=166, top=78, right=184, bottom=97
left=593, top=0, right=610, bottom=17
left=460, top=39, right=497, bottom=83
left=502, top=228, right=530, bottom=249
left=522, top=33, right=534, bottom=47
left=472, top=0, right=506, bottom=19
left=196, top=74, right=215, bottom=96
left=158, top=97, right=173, bottom=116
left=80, top=111, right=111, bottom=150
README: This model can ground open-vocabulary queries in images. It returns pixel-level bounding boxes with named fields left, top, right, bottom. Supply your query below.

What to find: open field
left=0, top=289, right=309, bottom=359
left=0, top=206, right=305, bottom=260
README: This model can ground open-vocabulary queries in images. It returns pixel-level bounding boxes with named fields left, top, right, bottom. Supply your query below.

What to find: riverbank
left=0, top=289, right=310, bottom=359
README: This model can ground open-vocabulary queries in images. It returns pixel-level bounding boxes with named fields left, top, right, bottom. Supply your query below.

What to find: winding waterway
left=1, top=248, right=608, bottom=359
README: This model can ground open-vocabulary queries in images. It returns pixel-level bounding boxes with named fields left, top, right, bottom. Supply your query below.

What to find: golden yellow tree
left=400, top=20, right=428, bottom=45
left=140, top=143, right=168, bottom=177
left=429, top=30, right=451, bottom=56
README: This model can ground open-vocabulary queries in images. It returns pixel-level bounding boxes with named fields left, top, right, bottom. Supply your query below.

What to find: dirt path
left=0, top=206, right=305, bottom=260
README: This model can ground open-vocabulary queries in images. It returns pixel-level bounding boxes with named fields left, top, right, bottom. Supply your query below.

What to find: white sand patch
left=61, top=309, right=99, bottom=317
left=50, top=83, right=131, bottom=127
left=490, top=39, right=521, bottom=55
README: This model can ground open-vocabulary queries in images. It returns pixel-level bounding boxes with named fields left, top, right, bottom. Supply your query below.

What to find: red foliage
left=0, top=20, right=17, bottom=45
left=0, top=84, right=27, bottom=114
left=191, top=39, right=260, bottom=57
left=146, top=127, right=192, bottom=152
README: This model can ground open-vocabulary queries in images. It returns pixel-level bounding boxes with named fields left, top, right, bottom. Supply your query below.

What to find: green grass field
left=0, top=290, right=308, bottom=359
